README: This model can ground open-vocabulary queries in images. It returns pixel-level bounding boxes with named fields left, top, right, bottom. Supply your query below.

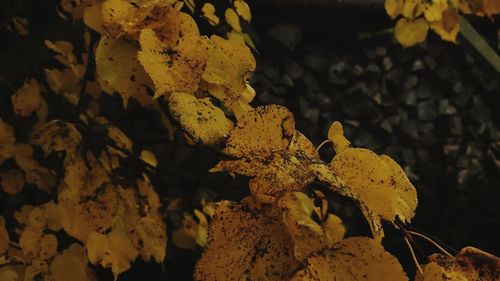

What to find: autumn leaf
left=194, top=198, right=300, bottom=281
left=201, top=3, right=219, bottom=25
left=50, top=243, right=95, bottom=281
left=31, top=120, right=82, bottom=156
left=430, top=8, right=460, bottom=43
left=290, top=237, right=408, bottom=281
left=203, top=35, right=256, bottom=107
left=168, top=92, right=233, bottom=146
left=277, top=192, right=345, bottom=261
left=86, top=229, right=139, bottom=278
left=138, top=28, right=209, bottom=98
left=416, top=247, right=500, bottom=281
left=11, top=79, right=42, bottom=117
left=0, top=169, right=24, bottom=195
left=327, top=121, right=418, bottom=241
left=395, top=17, right=429, bottom=47
left=95, top=36, right=152, bottom=106
left=132, top=217, right=167, bottom=263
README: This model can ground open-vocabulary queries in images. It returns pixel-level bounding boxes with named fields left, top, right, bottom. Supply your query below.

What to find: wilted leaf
left=290, top=237, right=408, bottom=281
left=11, top=79, right=41, bottom=117
left=417, top=247, right=500, bottom=281
left=168, top=92, right=233, bottom=145
left=395, top=18, right=429, bottom=47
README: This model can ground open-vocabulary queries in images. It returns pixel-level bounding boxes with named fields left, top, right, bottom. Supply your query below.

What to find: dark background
left=1, top=0, right=499, bottom=280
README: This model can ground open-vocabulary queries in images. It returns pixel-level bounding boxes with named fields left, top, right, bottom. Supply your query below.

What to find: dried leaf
left=0, top=169, right=24, bottom=195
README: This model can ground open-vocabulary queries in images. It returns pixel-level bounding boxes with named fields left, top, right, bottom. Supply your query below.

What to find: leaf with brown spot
left=290, top=237, right=408, bottom=281
left=168, top=92, right=233, bottom=146
left=194, top=198, right=300, bottom=281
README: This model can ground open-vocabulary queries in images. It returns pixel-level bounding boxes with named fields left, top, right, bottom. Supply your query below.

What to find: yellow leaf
left=50, top=244, right=94, bottom=281
left=223, top=105, right=294, bottom=157
left=201, top=3, right=219, bottom=25
left=402, top=0, right=425, bottom=18
left=86, top=229, right=139, bottom=278
left=140, top=150, right=157, bottom=168
left=31, top=120, right=82, bottom=156
left=95, top=36, right=152, bottom=107
left=224, top=8, right=241, bottom=32
left=290, top=237, right=408, bottom=281
left=385, top=0, right=403, bottom=19
left=11, top=79, right=41, bottom=117
left=138, top=28, right=209, bottom=98
left=0, top=119, right=15, bottom=145
left=172, top=214, right=198, bottom=250
left=277, top=192, right=327, bottom=261
left=0, top=169, right=24, bottom=195
left=234, top=0, right=251, bottom=21
left=324, top=214, right=346, bottom=247
left=203, top=35, right=255, bottom=107
left=194, top=199, right=300, bottom=281
left=133, top=217, right=167, bottom=263
left=59, top=183, right=121, bottom=241
left=168, top=92, right=233, bottom=146
left=430, top=8, right=460, bottom=43
left=83, top=1, right=105, bottom=34
left=395, top=17, right=429, bottom=47
left=424, top=0, right=448, bottom=22
left=20, top=228, right=58, bottom=260
left=416, top=247, right=500, bottom=281
left=327, top=121, right=351, bottom=153
left=329, top=121, right=417, bottom=241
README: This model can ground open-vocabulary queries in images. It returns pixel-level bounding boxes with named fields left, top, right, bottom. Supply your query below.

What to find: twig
left=408, top=231, right=454, bottom=258
left=404, top=235, right=423, bottom=275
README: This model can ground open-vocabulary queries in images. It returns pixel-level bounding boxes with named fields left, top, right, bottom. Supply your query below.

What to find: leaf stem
left=404, top=235, right=423, bottom=275
left=316, top=139, right=332, bottom=152
left=408, top=230, right=454, bottom=258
